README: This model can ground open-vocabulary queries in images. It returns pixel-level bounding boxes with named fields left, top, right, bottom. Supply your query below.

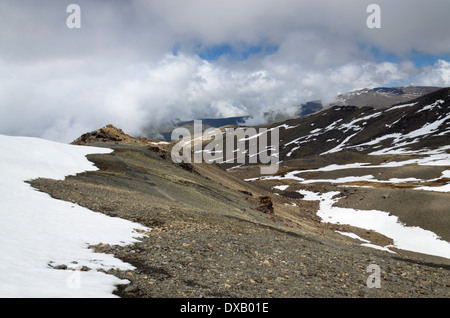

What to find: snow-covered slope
left=0, top=135, right=149, bottom=298
left=274, top=87, right=450, bottom=159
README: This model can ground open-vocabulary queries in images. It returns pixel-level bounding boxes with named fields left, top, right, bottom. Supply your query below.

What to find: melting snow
left=417, top=99, right=444, bottom=113
left=384, top=102, right=418, bottom=112
left=0, top=135, right=150, bottom=297
left=246, top=143, right=450, bottom=257
left=298, top=190, right=450, bottom=259
left=247, top=98, right=450, bottom=258
left=273, top=185, right=289, bottom=190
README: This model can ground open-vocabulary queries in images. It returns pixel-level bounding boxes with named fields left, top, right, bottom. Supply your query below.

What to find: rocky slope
left=223, top=87, right=450, bottom=262
left=263, top=87, right=450, bottom=160
left=28, top=91, right=450, bottom=297
left=29, top=141, right=450, bottom=298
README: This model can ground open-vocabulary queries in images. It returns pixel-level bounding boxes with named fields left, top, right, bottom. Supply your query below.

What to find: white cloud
left=413, top=60, right=450, bottom=87
left=0, top=1, right=449, bottom=141
left=0, top=53, right=426, bottom=142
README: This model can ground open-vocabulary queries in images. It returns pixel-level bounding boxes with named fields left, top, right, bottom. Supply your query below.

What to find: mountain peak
left=265, top=86, right=450, bottom=160
left=332, top=86, right=442, bottom=109
left=71, top=124, right=142, bottom=145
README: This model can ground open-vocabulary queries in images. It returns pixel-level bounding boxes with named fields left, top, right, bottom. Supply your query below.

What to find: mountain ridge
left=44, top=85, right=450, bottom=298
left=266, top=87, right=450, bottom=160
left=331, top=85, right=442, bottom=109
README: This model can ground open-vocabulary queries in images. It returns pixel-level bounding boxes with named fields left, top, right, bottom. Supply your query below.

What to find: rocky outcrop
left=71, top=124, right=143, bottom=145
left=257, top=196, right=274, bottom=214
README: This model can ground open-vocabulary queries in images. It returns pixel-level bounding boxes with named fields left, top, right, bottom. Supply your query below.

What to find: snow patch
left=0, top=135, right=150, bottom=297
left=298, top=190, right=450, bottom=259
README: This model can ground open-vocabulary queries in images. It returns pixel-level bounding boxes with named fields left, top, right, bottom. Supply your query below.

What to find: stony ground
left=29, top=142, right=450, bottom=298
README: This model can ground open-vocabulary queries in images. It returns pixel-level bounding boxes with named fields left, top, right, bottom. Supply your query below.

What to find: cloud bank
left=0, top=0, right=450, bottom=142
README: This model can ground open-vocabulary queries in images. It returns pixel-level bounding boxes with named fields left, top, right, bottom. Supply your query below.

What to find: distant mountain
left=176, top=116, right=250, bottom=129
left=258, top=86, right=442, bottom=128
left=296, top=100, right=324, bottom=117
left=331, top=86, right=442, bottom=109
left=144, top=116, right=250, bottom=140
left=144, top=86, right=442, bottom=140
left=268, top=87, right=450, bottom=160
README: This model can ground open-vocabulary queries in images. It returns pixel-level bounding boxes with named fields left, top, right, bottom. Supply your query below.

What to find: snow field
left=0, top=135, right=150, bottom=298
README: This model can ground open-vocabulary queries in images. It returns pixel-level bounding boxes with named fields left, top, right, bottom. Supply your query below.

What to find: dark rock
left=53, top=264, right=67, bottom=270
left=257, top=196, right=274, bottom=214
left=280, top=191, right=304, bottom=199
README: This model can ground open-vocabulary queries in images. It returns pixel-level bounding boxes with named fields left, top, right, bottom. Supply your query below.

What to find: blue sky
left=194, top=43, right=279, bottom=62
left=369, top=45, right=450, bottom=68
left=409, top=52, right=450, bottom=68
left=194, top=40, right=450, bottom=72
